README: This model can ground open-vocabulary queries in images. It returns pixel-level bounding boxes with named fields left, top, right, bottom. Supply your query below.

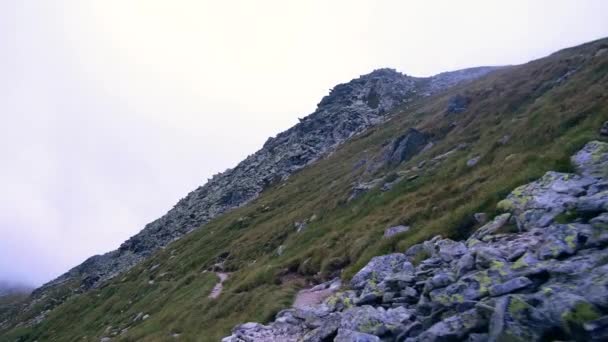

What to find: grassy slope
left=2, top=38, right=608, bottom=342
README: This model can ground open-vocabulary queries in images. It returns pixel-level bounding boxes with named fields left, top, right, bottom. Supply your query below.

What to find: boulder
left=456, top=252, right=476, bottom=277
left=339, top=305, right=413, bottom=337
left=601, top=121, right=608, bottom=136
left=334, top=329, right=380, bottom=342
left=471, top=213, right=511, bottom=240
left=383, top=129, right=430, bottom=167
left=571, top=141, right=608, bottom=178
left=301, top=313, right=341, bottom=342
left=488, top=277, right=533, bottom=297
left=436, top=239, right=468, bottom=262
left=351, top=254, right=412, bottom=290
left=415, top=309, right=486, bottom=342
left=488, top=295, right=546, bottom=342
left=474, top=247, right=506, bottom=269
left=497, top=171, right=595, bottom=230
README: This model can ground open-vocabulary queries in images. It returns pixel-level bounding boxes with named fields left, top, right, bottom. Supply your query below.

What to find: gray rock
left=576, top=191, right=608, bottom=214
left=537, top=224, right=581, bottom=260
left=349, top=178, right=384, bottom=201
left=534, top=291, right=602, bottom=339
left=396, top=321, right=424, bottom=340
left=473, top=212, right=488, bottom=224
left=497, top=171, right=596, bottom=230
left=571, top=140, right=608, bottom=178
left=596, top=48, right=608, bottom=57
left=294, top=221, right=308, bottom=233
left=324, top=291, right=357, bottom=312
left=488, top=295, right=545, bottom=342
left=488, top=277, right=533, bottom=297
left=584, top=316, right=608, bottom=341
left=404, top=243, right=425, bottom=258
left=475, top=247, right=506, bottom=269
left=276, top=245, right=285, bottom=256
left=355, top=292, right=381, bottom=306
left=339, top=305, right=413, bottom=337
left=446, top=94, right=471, bottom=114
left=301, top=313, right=341, bottom=342
left=399, top=287, right=419, bottom=303
left=425, top=273, right=455, bottom=292
left=334, top=329, right=380, bottom=342
left=601, top=121, right=608, bottom=136
left=471, top=213, right=511, bottom=240
left=416, top=309, right=486, bottom=342
left=467, top=155, right=481, bottom=167
left=381, top=292, right=396, bottom=304
left=384, top=225, right=411, bottom=238
left=468, top=333, right=489, bottom=342
left=590, top=212, right=608, bottom=229
left=498, top=135, right=511, bottom=145
left=383, top=129, right=430, bottom=167
left=456, top=252, right=476, bottom=277
left=223, top=317, right=309, bottom=342
left=436, top=239, right=468, bottom=263
left=351, top=254, right=411, bottom=290
left=132, top=312, right=144, bottom=322
left=381, top=272, right=416, bottom=291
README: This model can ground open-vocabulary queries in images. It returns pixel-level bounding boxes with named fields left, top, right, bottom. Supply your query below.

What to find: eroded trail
left=293, top=278, right=341, bottom=309
left=208, top=272, right=229, bottom=299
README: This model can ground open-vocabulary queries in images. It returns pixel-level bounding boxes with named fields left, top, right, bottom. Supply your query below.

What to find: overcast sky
left=1, top=1, right=607, bottom=287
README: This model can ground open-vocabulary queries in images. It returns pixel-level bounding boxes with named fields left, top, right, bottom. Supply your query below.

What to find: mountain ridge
left=2, top=37, right=607, bottom=341
left=36, top=66, right=498, bottom=297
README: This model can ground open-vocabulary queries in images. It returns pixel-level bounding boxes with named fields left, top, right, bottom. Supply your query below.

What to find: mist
left=1, top=0, right=607, bottom=287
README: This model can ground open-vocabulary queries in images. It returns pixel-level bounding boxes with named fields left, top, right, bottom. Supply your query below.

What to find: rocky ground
left=222, top=141, right=608, bottom=342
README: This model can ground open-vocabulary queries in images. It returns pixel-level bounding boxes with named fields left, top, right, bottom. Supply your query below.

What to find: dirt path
left=208, top=272, right=229, bottom=299
left=293, top=278, right=341, bottom=309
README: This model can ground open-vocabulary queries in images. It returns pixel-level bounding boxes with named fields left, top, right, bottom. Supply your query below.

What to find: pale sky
left=1, top=1, right=607, bottom=286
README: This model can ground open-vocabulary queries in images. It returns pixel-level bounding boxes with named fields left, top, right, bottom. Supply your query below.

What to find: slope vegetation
left=224, top=140, right=608, bottom=341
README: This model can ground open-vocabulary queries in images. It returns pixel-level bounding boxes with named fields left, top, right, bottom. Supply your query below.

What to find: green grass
left=2, top=38, right=608, bottom=342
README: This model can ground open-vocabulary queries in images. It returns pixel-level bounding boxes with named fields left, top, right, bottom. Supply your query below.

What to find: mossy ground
left=2, top=38, right=608, bottom=341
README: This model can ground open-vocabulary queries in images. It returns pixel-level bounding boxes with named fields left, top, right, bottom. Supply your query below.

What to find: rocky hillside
left=1, top=38, right=607, bottom=341
left=0, top=282, right=31, bottom=327
left=36, top=67, right=497, bottom=296
left=0, top=282, right=31, bottom=298
left=223, top=141, right=608, bottom=342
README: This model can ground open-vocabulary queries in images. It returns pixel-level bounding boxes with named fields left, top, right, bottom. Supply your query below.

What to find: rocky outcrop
left=32, top=67, right=498, bottom=301
left=0, top=281, right=31, bottom=298
left=222, top=141, right=608, bottom=342
left=446, top=94, right=471, bottom=114
left=383, top=129, right=430, bottom=167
